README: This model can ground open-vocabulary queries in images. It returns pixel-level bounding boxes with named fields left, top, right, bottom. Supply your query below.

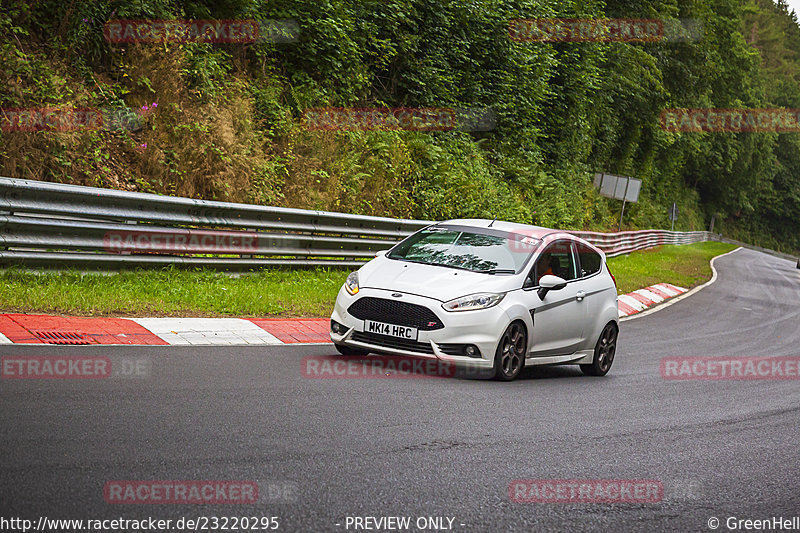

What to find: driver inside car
left=536, top=254, right=553, bottom=283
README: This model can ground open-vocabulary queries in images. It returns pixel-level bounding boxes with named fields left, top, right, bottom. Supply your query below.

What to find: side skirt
left=524, top=350, right=594, bottom=366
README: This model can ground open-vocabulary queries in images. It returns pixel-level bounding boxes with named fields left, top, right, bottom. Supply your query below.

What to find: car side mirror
left=375, top=250, right=388, bottom=258
left=537, top=274, right=567, bottom=300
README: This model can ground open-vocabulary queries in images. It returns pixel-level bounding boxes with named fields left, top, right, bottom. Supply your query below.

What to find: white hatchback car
left=330, top=219, right=619, bottom=380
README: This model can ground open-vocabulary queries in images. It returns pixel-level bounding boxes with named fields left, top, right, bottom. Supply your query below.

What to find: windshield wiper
left=387, top=257, right=474, bottom=272
left=386, top=257, right=513, bottom=274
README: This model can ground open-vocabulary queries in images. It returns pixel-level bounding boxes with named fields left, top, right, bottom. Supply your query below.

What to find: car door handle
left=576, top=290, right=586, bottom=301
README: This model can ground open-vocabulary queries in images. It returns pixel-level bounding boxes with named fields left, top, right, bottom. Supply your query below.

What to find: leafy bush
left=0, top=0, right=799, bottom=253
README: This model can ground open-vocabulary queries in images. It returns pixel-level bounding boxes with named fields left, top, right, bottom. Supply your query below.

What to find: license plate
left=363, top=320, right=418, bottom=340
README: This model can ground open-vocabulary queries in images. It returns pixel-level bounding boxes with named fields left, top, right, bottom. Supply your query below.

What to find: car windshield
left=387, top=226, right=540, bottom=274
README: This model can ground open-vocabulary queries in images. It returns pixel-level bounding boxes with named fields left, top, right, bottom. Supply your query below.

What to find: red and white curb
left=0, top=284, right=685, bottom=345
left=0, top=249, right=740, bottom=346
left=0, top=315, right=330, bottom=346
left=617, top=283, right=688, bottom=318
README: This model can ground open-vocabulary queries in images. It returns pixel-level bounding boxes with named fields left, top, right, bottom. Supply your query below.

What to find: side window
left=525, top=240, right=577, bottom=287
left=576, top=243, right=602, bottom=278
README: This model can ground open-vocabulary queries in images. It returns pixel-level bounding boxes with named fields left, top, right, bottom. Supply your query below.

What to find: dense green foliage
left=1, top=0, right=798, bottom=251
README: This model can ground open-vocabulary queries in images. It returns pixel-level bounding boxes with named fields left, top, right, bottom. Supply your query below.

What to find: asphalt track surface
left=1, top=247, right=799, bottom=532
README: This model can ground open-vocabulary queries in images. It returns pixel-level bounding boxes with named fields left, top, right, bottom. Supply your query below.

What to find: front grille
left=351, top=331, right=434, bottom=355
left=347, top=297, right=444, bottom=330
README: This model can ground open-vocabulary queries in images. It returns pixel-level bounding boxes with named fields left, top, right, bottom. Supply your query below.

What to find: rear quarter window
left=577, top=243, right=602, bottom=277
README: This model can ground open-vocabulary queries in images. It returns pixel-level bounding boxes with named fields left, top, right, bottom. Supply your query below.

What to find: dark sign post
left=668, top=203, right=679, bottom=231
left=593, top=173, right=641, bottom=231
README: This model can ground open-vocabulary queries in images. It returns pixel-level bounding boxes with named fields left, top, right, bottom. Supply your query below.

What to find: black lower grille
left=438, top=343, right=482, bottom=358
left=347, top=297, right=444, bottom=330
left=351, top=331, right=434, bottom=355
left=438, top=344, right=466, bottom=357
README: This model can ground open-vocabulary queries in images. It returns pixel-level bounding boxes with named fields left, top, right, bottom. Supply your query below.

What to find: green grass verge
left=0, top=241, right=737, bottom=317
left=607, top=241, right=737, bottom=295
left=0, top=268, right=349, bottom=318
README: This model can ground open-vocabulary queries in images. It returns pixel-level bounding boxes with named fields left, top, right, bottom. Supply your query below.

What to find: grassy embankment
left=608, top=241, right=736, bottom=294
left=0, top=242, right=737, bottom=317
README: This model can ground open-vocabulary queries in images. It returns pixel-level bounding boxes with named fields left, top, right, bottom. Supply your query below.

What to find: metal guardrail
left=0, top=178, right=431, bottom=268
left=569, top=229, right=709, bottom=258
left=706, top=234, right=800, bottom=265
left=0, top=177, right=713, bottom=270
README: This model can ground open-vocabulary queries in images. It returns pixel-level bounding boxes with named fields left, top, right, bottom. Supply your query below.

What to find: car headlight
left=344, top=271, right=359, bottom=295
left=442, top=292, right=505, bottom=312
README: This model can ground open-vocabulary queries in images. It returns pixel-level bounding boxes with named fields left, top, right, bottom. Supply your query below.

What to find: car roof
left=421, top=219, right=605, bottom=260
left=433, top=219, right=603, bottom=256
left=435, top=218, right=563, bottom=240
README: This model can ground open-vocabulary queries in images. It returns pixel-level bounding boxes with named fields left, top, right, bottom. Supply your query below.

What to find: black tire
left=581, top=322, right=618, bottom=376
left=334, top=343, right=371, bottom=356
left=493, top=322, right=527, bottom=381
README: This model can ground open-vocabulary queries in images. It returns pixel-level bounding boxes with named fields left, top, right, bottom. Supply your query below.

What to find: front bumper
left=330, top=287, right=510, bottom=370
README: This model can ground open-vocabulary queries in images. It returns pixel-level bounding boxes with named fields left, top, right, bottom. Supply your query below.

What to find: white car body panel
left=357, top=259, right=516, bottom=302
left=330, top=219, right=619, bottom=374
